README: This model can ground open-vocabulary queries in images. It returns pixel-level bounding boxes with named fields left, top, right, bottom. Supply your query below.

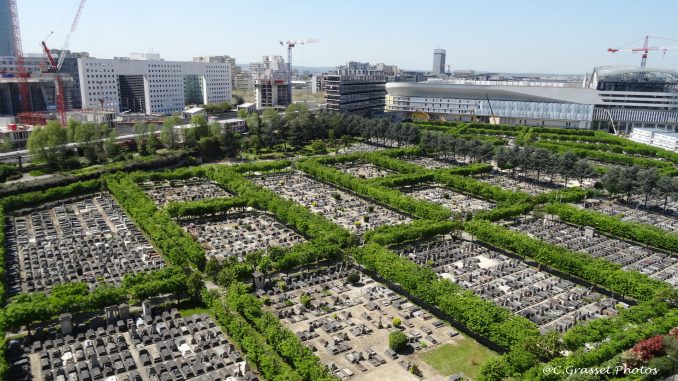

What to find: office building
left=78, top=54, right=231, bottom=114
left=630, top=128, right=678, bottom=152
left=251, top=55, right=290, bottom=109
left=433, top=49, right=446, bottom=75
left=385, top=66, right=678, bottom=132
left=322, top=62, right=387, bottom=115
left=0, top=0, right=13, bottom=57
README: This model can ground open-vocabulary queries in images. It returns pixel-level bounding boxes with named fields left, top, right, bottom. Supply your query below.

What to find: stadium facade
left=385, top=66, right=678, bottom=132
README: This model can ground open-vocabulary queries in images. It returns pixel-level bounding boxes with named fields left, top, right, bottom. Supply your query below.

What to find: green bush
left=464, top=220, right=675, bottom=301
left=544, top=203, right=678, bottom=253
left=389, top=331, right=409, bottom=351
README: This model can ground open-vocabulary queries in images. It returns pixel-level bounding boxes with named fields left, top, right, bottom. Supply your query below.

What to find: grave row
left=6, top=194, right=163, bottom=294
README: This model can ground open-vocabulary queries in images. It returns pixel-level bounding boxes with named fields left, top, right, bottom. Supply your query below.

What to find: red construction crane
left=608, top=35, right=678, bottom=68
left=7, top=0, right=31, bottom=113
left=278, top=38, right=318, bottom=103
left=41, top=0, right=87, bottom=126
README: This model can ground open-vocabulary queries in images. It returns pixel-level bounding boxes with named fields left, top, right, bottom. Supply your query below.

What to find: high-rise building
left=433, top=49, right=446, bottom=75
left=78, top=54, right=231, bottom=114
left=0, top=0, right=14, bottom=57
left=251, top=56, right=290, bottom=109
left=322, top=62, right=386, bottom=115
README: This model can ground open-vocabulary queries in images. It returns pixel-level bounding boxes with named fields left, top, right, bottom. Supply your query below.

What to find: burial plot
left=398, top=239, right=622, bottom=333
left=9, top=308, right=257, bottom=381
left=513, top=218, right=678, bottom=288
left=6, top=194, right=163, bottom=294
left=250, top=172, right=411, bottom=235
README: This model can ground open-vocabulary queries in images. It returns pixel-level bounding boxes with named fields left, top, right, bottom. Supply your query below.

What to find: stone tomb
left=7, top=309, right=257, bottom=381
left=6, top=194, right=163, bottom=294
left=251, top=172, right=411, bottom=235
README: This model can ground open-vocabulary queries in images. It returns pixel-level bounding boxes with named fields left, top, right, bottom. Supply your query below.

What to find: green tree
left=262, top=107, right=282, bottom=148
left=104, top=130, right=120, bottom=159
left=74, top=122, right=102, bottom=162
left=246, top=112, right=263, bottom=152
left=134, top=122, right=149, bottom=154
left=204, top=257, right=222, bottom=280
left=391, top=317, right=401, bottom=328
left=187, top=272, right=205, bottom=302
left=27, top=121, right=68, bottom=170
left=161, top=116, right=180, bottom=149
left=191, top=114, right=210, bottom=140
left=198, top=136, right=222, bottom=161
left=388, top=331, right=408, bottom=352
left=347, top=272, right=360, bottom=285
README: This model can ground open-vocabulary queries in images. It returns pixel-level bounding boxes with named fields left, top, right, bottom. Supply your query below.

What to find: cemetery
left=250, top=172, right=411, bottom=234
left=141, top=179, right=231, bottom=207
left=582, top=199, right=678, bottom=233
left=180, top=211, right=305, bottom=261
left=512, top=218, right=678, bottom=287
left=7, top=305, right=256, bottom=381
left=401, top=157, right=457, bottom=170
left=397, top=238, right=622, bottom=333
left=476, top=173, right=562, bottom=195
left=254, top=265, right=465, bottom=380
left=5, top=193, right=164, bottom=295
left=337, top=143, right=387, bottom=155
left=336, top=164, right=393, bottom=179
left=402, top=186, right=495, bottom=215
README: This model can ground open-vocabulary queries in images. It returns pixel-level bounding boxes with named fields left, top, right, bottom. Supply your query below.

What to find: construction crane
left=608, top=35, right=678, bottom=68
left=41, top=0, right=87, bottom=126
left=279, top=38, right=318, bottom=104
left=7, top=0, right=31, bottom=114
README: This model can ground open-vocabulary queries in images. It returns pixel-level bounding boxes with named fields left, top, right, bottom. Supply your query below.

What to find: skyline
left=15, top=0, right=678, bottom=74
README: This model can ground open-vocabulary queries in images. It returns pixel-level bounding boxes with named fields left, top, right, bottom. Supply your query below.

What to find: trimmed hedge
left=544, top=203, right=678, bottom=254
left=464, top=220, right=675, bottom=301
left=204, top=291, right=303, bottom=381
left=105, top=173, right=207, bottom=269
left=297, top=158, right=452, bottom=220
left=353, top=243, right=539, bottom=349
left=225, top=283, right=336, bottom=381
left=364, top=220, right=462, bottom=246
left=1, top=179, right=101, bottom=211
left=165, top=197, right=249, bottom=218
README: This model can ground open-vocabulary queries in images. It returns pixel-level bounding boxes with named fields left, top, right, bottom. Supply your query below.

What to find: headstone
left=252, top=271, right=265, bottom=290
left=584, top=227, right=595, bottom=238
left=105, top=306, right=118, bottom=322
left=118, top=304, right=130, bottom=320
left=142, top=300, right=152, bottom=317
left=60, top=313, right=73, bottom=336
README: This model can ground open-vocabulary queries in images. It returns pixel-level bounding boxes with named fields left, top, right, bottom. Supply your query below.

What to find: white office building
left=78, top=55, right=231, bottom=115
left=630, top=128, right=678, bottom=153
left=386, top=66, right=678, bottom=132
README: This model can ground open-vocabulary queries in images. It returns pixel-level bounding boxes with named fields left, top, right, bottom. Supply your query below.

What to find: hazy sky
left=16, top=0, right=678, bottom=74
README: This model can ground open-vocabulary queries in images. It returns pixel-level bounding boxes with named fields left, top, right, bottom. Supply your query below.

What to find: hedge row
left=364, top=220, right=462, bottom=246
left=544, top=203, right=678, bottom=254
left=464, top=220, right=675, bottom=301
left=533, top=141, right=674, bottom=170
left=297, top=158, right=452, bottom=220
left=433, top=172, right=531, bottom=204
left=1, top=179, right=102, bottom=211
left=225, top=283, right=336, bottom=381
left=165, top=197, right=249, bottom=218
left=520, top=304, right=678, bottom=380
left=105, top=173, right=207, bottom=269
left=353, top=243, right=539, bottom=349
left=473, top=203, right=534, bottom=222
left=481, top=300, right=674, bottom=380
left=203, top=290, right=302, bottom=381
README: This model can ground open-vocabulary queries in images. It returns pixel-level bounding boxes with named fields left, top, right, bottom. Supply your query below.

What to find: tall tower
left=0, top=0, right=14, bottom=57
left=433, top=49, right=446, bottom=75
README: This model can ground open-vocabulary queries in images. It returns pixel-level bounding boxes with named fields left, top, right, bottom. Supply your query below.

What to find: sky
left=15, top=0, right=678, bottom=74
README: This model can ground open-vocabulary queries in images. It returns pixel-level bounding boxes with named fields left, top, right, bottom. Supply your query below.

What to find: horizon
left=15, top=0, right=678, bottom=74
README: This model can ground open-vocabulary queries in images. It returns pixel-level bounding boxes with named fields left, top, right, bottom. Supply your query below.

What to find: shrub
left=347, top=272, right=361, bottom=284
left=392, top=317, right=401, bottom=328
left=389, top=331, right=409, bottom=352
